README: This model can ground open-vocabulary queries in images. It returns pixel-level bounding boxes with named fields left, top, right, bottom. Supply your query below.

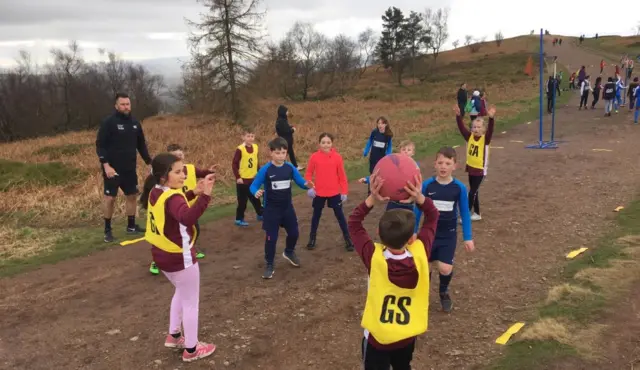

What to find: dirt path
left=1, top=39, right=639, bottom=370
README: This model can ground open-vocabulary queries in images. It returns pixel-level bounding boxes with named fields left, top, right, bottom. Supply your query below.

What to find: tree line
left=0, top=41, right=164, bottom=142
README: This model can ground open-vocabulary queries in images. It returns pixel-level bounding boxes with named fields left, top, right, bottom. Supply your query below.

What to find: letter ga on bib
left=361, top=241, right=429, bottom=344
left=145, top=188, right=197, bottom=253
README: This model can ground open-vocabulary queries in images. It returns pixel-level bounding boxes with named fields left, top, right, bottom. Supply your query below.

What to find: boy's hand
left=487, top=106, right=496, bottom=118
left=255, top=189, right=264, bottom=198
left=236, top=178, right=243, bottom=184
left=208, top=164, right=218, bottom=173
left=202, top=174, right=215, bottom=196
left=305, top=180, right=314, bottom=189
left=453, top=104, right=461, bottom=116
left=366, top=170, right=390, bottom=207
left=402, top=174, right=425, bottom=205
left=358, top=177, right=367, bottom=184
left=464, top=240, right=475, bottom=252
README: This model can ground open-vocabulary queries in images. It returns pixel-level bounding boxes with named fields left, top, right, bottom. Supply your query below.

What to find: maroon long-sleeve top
left=149, top=187, right=211, bottom=272
left=348, top=198, right=439, bottom=350
left=456, top=115, right=495, bottom=176
left=232, top=144, right=260, bottom=185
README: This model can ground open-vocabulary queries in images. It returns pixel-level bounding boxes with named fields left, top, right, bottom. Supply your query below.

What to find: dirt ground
left=2, top=40, right=639, bottom=370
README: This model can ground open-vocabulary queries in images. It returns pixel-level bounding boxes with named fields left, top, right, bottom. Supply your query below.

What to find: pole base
left=525, top=141, right=559, bottom=149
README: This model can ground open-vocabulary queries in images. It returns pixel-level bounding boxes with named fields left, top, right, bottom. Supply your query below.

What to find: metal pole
left=551, top=79, right=557, bottom=142
left=622, top=65, right=627, bottom=106
left=539, top=28, right=544, bottom=145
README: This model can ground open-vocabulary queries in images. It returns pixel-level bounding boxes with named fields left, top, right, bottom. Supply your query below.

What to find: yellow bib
left=145, top=188, right=197, bottom=253
left=361, top=241, right=430, bottom=344
left=238, top=144, right=258, bottom=179
left=182, top=164, right=198, bottom=207
left=466, top=134, right=486, bottom=170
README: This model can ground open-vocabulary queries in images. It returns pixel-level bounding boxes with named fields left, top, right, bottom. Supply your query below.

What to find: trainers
left=470, top=213, right=482, bottom=221
left=127, top=224, right=145, bottom=234
left=104, top=230, right=115, bottom=243
left=262, top=264, right=275, bottom=279
left=306, top=235, right=317, bottom=250
left=195, top=251, right=205, bottom=259
left=440, top=292, right=453, bottom=313
left=234, top=220, right=249, bottom=227
left=164, top=334, right=185, bottom=349
left=283, top=251, right=300, bottom=267
left=182, top=342, right=216, bottom=362
left=149, top=262, right=159, bottom=275
left=345, top=237, right=355, bottom=252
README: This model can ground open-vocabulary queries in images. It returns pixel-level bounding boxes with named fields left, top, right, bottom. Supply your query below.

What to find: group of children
left=139, top=103, right=497, bottom=367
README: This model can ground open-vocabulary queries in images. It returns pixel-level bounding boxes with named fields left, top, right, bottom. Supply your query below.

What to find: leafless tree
left=187, top=0, right=265, bottom=123
left=636, top=22, right=640, bottom=36
left=287, top=21, right=327, bottom=100
left=452, top=39, right=459, bottom=49
left=464, top=35, right=473, bottom=47
left=357, top=28, right=377, bottom=77
left=495, top=31, right=504, bottom=47
left=423, top=7, right=449, bottom=64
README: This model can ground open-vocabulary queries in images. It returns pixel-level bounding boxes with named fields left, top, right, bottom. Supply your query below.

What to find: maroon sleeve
left=484, top=117, right=495, bottom=144
left=185, top=190, right=196, bottom=201
left=416, top=198, right=439, bottom=259
left=165, top=193, right=211, bottom=227
left=456, top=115, right=471, bottom=141
left=348, top=201, right=376, bottom=272
left=232, top=149, right=242, bottom=179
left=194, top=167, right=213, bottom=178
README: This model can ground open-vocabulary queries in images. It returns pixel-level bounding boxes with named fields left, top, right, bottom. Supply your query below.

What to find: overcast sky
left=0, top=0, right=638, bottom=68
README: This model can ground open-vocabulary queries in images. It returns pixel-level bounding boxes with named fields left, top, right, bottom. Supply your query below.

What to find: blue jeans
left=605, top=100, right=614, bottom=114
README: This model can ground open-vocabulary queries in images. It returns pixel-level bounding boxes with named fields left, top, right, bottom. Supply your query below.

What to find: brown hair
left=318, top=132, right=334, bottom=142
left=166, top=143, right=183, bottom=152
left=378, top=209, right=415, bottom=250
left=436, top=146, right=457, bottom=162
left=376, top=116, right=393, bottom=138
left=399, top=140, right=414, bottom=149
left=139, top=153, right=181, bottom=209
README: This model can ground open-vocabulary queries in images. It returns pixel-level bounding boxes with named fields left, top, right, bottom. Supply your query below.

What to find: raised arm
left=485, top=117, right=496, bottom=144
left=348, top=200, right=376, bottom=272
left=413, top=178, right=434, bottom=234
left=456, top=114, right=471, bottom=141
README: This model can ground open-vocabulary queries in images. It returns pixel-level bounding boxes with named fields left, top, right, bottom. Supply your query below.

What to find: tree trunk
left=223, top=2, right=239, bottom=122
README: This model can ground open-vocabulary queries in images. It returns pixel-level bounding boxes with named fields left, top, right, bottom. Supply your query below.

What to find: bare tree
left=187, top=0, right=265, bottom=123
left=452, top=39, right=459, bottom=49
left=469, top=39, right=482, bottom=53
left=357, top=28, right=377, bottom=77
left=464, top=35, right=473, bottom=47
left=423, top=7, right=449, bottom=64
left=287, top=21, right=327, bottom=100
left=636, top=22, right=640, bottom=36
left=99, top=50, right=128, bottom=95
left=49, top=41, right=84, bottom=130
left=323, top=34, right=361, bottom=95
left=495, top=31, right=504, bottom=47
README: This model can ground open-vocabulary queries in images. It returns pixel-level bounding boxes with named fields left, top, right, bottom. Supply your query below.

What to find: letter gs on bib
left=380, top=295, right=411, bottom=325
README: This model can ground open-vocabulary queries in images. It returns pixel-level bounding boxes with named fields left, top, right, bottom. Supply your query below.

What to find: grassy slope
left=577, top=35, right=640, bottom=61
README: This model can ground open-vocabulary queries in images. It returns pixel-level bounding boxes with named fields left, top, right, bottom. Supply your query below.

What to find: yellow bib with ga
left=466, top=134, right=486, bottom=170
left=145, top=188, right=197, bottom=253
left=238, top=144, right=258, bottom=179
left=182, top=164, right=198, bottom=207
left=361, top=241, right=430, bottom=344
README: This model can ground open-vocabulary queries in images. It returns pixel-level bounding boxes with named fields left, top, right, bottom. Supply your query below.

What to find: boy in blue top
left=414, top=146, right=475, bottom=312
left=250, top=137, right=314, bottom=279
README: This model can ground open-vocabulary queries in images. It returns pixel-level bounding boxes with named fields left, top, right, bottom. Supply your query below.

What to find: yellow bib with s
left=466, top=134, right=486, bottom=170
left=145, top=188, right=197, bottom=253
left=182, top=164, right=198, bottom=207
left=361, top=241, right=430, bottom=344
left=238, top=144, right=258, bottom=179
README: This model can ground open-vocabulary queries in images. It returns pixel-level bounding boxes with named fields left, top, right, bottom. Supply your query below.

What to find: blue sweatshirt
left=363, top=129, right=392, bottom=164
left=250, top=161, right=308, bottom=208
left=413, top=177, right=472, bottom=241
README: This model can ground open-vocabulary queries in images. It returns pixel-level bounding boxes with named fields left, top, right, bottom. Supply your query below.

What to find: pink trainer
left=182, top=342, right=216, bottom=362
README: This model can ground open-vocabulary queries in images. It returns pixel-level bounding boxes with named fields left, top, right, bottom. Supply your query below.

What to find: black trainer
left=127, top=224, right=146, bottom=234
left=282, top=251, right=300, bottom=267
left=104, top=230, right=115, bottom=243
left=306, top=235, right=317, bottom=250
left=262, top=264, right=275, bottom=279
left=440, top=292, right=453, bottom=313
left=344, top=237, right=355, bottom=252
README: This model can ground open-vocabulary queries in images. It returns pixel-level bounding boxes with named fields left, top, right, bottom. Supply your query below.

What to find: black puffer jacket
left=275, top=105, right=293, bottom=140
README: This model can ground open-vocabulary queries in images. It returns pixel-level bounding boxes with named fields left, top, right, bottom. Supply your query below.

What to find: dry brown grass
left=0, top=38, right=540, bottom=231
left=545, top=283, right=593, bottom=304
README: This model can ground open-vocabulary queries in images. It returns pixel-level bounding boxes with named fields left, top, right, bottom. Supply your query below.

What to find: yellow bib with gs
left=466, top=134, right=486, bottom=170
left=238, top=144, right=258, bottom=179
left=182, top=164, right=198, bottom=207
left=145, top=188, right=197, bottom=253
left=360, top=241, right=430, bottom=344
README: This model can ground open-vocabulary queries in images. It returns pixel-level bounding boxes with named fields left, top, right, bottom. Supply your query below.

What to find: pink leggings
left=162, top=263, right=200, bottom=348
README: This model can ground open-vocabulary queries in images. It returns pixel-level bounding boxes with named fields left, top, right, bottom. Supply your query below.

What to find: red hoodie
left=304, top=148, right=348, bottom=197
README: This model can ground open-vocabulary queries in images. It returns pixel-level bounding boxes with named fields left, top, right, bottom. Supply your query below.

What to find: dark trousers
left=591, top=91, right=600, bottom=107
left=362, top=337, right=415, bottom=370
left=468, top=174, right=484, bottom=215
left=263, top=206, right=298, bottom=265
left=458, top=103, right=466, bottom=117
left=547, top=95, right=554, bottom=113
left=282, top=136, right=298, bottom=167
left=236, top=183, right=263, bottom=221
left=310, top=195, right=348, bottom=237
left=579, top=92, right=589, bottom=108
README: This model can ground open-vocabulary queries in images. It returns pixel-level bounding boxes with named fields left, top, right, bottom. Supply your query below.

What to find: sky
left=0, top=0, right=638, bottom=69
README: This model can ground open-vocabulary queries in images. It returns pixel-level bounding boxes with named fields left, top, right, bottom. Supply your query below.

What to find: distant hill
left=137, top=56, right=187, bottom=88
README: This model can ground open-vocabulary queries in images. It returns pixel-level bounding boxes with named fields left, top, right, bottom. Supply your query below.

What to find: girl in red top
left=304, top=133, right=353, bottom=251
left=139, top=153, right=216, bottom=363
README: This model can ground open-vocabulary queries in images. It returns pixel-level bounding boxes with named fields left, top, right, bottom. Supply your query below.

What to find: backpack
left=464, top=100, right=473, bottom=113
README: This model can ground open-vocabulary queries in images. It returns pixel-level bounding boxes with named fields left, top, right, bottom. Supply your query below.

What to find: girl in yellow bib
left=454, top=104, right=496, bottom=221
left=139, top=153, right=217, bottom=363
left=348, top=170, right=439, bottom=369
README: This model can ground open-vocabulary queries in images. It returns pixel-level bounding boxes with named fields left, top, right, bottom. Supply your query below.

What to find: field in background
left=578, top=35, right=640, bottom=60
left=0, top=36, right=545, bottom=265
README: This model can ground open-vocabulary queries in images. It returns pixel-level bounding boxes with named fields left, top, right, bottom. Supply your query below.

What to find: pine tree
left=376, top=7, right=409, bottom=85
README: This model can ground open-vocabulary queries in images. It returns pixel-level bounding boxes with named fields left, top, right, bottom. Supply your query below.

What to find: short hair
left=268, top=137, right=288, bottom=151
left=115, top=92, right=129, bottom=102
left=166, top=143, right=183, bottom=152
left=242, top=127, right=255, bottom=134
left=436, top=146, right=457, bottom=162
left=399, top=140, right=414, bottom=149
left=379, top=209, right=416, bottom=250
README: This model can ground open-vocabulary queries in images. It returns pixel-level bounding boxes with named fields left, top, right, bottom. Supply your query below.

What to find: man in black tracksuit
left=275, top=105, right=301, bottom=169
left=96, top=93, right=152, bottom=242
left=546, top=76, right=561, bottom=113
left=457, top=83, right=468, bottom=117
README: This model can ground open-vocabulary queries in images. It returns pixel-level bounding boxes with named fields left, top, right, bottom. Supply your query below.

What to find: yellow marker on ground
left=490, top=146, right=504, bottom=149
left=453, top=145, right=460, bottom=148
left=614, top=206, right=625, bottom=212
left=120, top=237, right=146, bottom=246
left=526, top=121, right=531, bottom=125
left=592, top=149, right=612, bottom=152
left=566, top=247, right=588, bottom=259
left=501, top=131, right=507, bottom=134
left=510, top=140, right=524, bottom=143
left=495, top=322, right=525, bottom=345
